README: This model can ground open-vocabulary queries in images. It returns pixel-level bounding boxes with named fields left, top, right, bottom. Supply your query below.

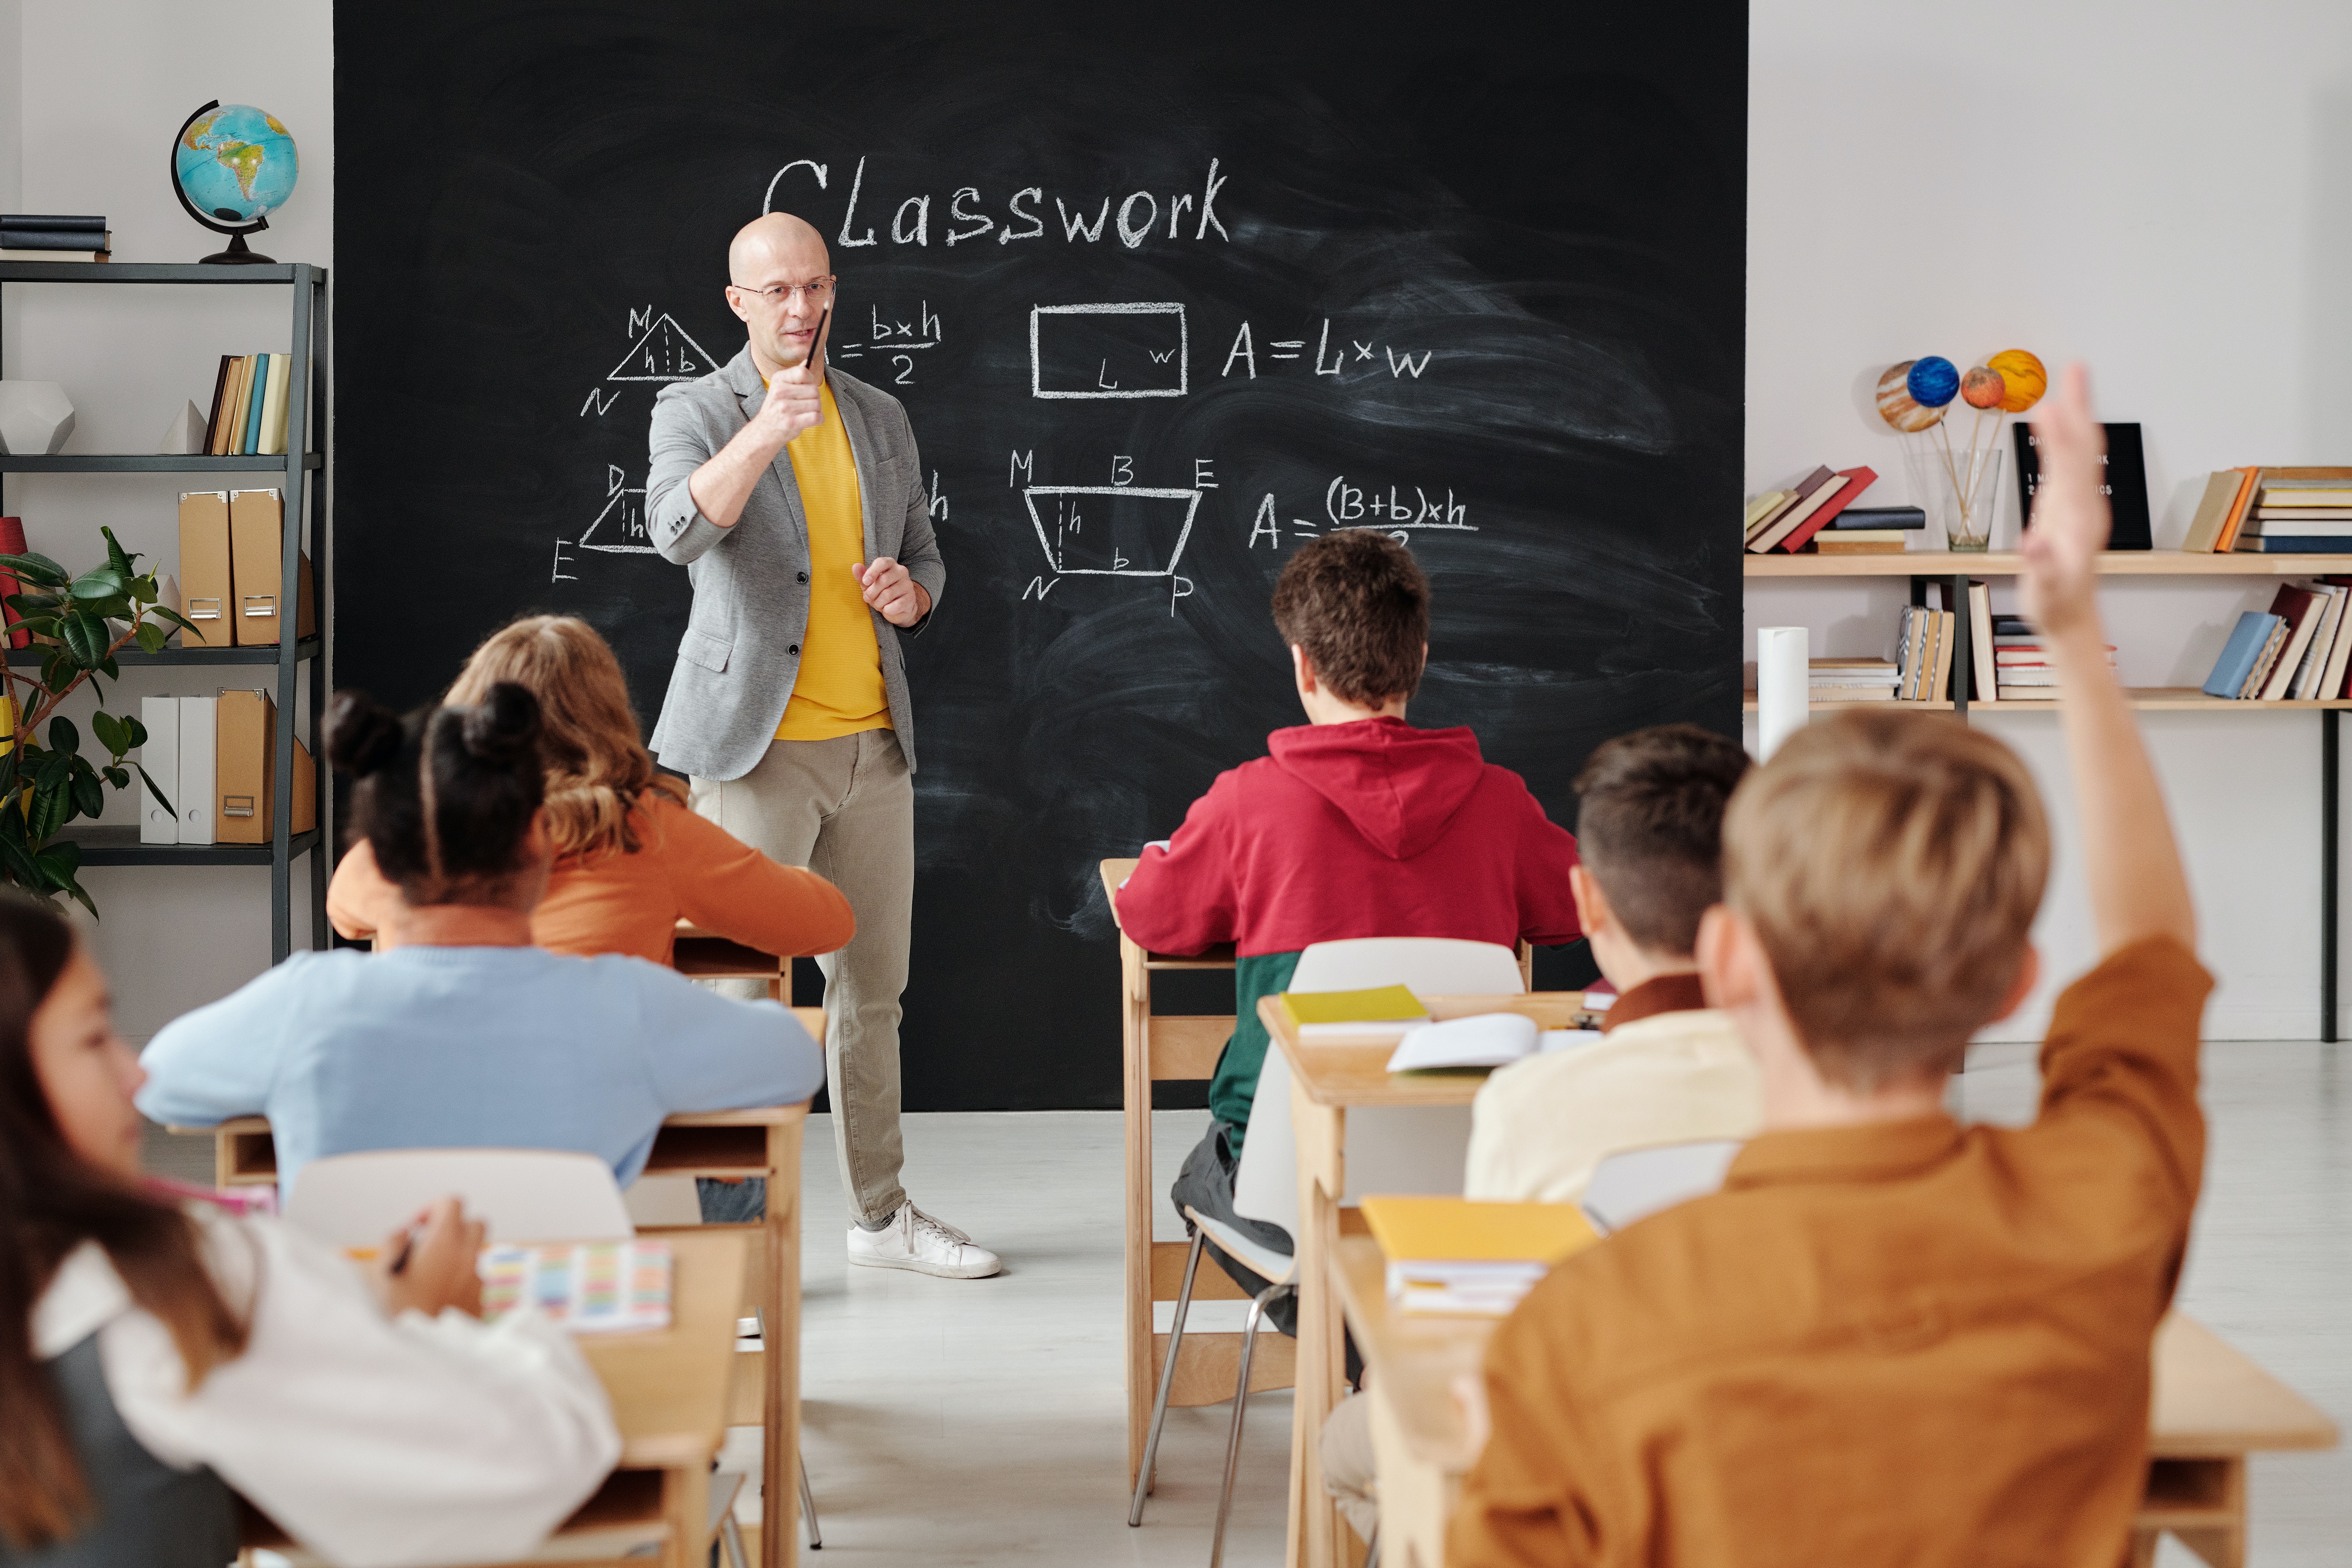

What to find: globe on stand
left=171, top=100, right=299, bottom=265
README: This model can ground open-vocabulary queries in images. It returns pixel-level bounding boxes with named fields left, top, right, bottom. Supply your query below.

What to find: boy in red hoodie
left=1116, top=530, right=1583, bottom=1306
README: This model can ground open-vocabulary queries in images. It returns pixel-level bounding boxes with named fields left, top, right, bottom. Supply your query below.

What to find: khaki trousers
left=691, top=729, right=911, bottom=1226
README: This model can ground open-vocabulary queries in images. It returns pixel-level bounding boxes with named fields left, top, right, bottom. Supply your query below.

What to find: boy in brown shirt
left=1448, top=365, right=2210, bottom=1566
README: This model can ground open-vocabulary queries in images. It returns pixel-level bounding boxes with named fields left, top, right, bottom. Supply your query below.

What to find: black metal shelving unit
left=0, top=261, right=329, bottom=961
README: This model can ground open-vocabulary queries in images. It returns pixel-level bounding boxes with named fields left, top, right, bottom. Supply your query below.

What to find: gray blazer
left=644, top=346, right=946, bottom=781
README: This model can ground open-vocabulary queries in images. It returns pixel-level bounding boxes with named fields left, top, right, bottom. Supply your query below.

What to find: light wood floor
left=144, top=1040, right=2349, bottom=1565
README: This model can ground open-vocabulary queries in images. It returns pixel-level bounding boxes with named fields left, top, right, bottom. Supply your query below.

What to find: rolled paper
left=1906, top=356, right=1960, bottom=408
left=1987, top=348, right=2047, bottom=412
left=1961, top=366, right=2007, bottom=409
left=1876, top=361, right=1946, bottom=432
left=1756, top=626, right=1810, bottom=761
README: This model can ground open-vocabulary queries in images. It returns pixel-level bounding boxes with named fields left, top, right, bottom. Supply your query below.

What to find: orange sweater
left=327, top=791, right=854, bottom=965
left=1448, top=936, right=2212, bottom=1568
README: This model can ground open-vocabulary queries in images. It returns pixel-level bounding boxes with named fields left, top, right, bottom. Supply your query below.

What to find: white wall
left=1748, top=0, right=2352, bottom=1040
left=5, top=0, right=330, bottom=1037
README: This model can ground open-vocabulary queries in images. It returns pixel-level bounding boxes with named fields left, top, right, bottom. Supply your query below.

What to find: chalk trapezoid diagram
left=1029, top=303, right=1188, bottom=400
left=1021, top=486, right=1200, bottom=577
left=609, top=314, right=721, bottom=382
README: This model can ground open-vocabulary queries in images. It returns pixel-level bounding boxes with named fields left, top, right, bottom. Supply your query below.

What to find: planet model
left=1906, top=356, right=1961, bottom=409
left=1876, top=361, right=1947, bottom=432
left=1960, top=366, right=2007, bottom=410
left=1986, top=348, right=2047, bottom=412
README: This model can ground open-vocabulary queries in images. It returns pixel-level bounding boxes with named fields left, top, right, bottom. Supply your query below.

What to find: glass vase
left=1922, top=446, right=2003, bottom=552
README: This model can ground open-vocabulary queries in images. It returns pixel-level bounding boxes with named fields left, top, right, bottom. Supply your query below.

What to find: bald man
left=646, top=214, right=995, bottom=1279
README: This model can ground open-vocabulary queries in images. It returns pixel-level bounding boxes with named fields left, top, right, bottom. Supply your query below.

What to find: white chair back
left=283, top=1149, right=634, bottom=1248
left=1230, top=937, right=1526, bottom=1234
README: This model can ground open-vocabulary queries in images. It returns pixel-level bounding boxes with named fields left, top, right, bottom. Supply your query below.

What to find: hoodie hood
left=1267, top=717, right=1488, bottom=860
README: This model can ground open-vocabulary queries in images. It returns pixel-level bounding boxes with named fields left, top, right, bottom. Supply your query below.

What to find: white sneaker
left=846, top=1203, right=1003, bottom=1279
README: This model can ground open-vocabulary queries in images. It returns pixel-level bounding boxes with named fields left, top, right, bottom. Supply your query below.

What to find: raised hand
left=2016, top=363, right=2111, bottom=641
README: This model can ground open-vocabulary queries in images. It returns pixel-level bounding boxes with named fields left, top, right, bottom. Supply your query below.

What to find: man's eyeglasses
left=730, top=276, right=836, bottom=306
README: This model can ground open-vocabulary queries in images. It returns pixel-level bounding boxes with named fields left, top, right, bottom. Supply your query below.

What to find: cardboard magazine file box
left=214, top=689, right=317, bottom=846
left=227, top=489, right=316, bottom=647
left=176, top=492, right=233, bottom=649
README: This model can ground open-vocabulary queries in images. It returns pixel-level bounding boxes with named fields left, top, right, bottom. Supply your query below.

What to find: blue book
left=242, top=356, right=269, bottom=454
left=2232, top=536, right=2352, bottom=553
left=2203, top=611, right=2284, bottom=698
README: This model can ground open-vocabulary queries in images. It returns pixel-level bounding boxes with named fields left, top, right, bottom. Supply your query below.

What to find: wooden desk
left=673, top=920, right=794, bottom=1002
left=1330, top=1236, right=2340, bottom=1568
left=191, top=1107, right=810, bottom=1568
left=1098, top=857, right=1274, bottom=1495
left=1263, top=993, right=1588, bottom=1568
left=244, top=1230, right=748, bottom=1568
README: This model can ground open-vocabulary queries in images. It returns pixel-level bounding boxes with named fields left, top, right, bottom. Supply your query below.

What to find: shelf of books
left=1744, top=551, right=2352, bottom=578
left=1742, top=689, right=2352, bottom=714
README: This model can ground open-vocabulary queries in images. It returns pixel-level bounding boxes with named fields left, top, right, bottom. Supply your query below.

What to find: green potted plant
left=0, top=528, right=198, bottom=914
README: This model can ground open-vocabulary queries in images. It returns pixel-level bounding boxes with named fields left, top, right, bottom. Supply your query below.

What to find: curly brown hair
left=1270, top=532, right=1430, bottom=706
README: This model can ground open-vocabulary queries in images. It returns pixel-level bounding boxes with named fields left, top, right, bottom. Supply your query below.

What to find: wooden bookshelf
left=1745, top=550, right=2352, bottom=578
left=1744, top=688, right=2352, bottom=713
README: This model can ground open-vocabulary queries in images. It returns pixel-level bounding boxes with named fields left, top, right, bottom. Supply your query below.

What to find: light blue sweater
left=135, top=946, right=824, bottom=1196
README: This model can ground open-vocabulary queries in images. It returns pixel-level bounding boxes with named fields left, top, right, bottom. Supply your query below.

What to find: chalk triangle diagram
left=579, top=465, right=654, bottom=554
left=1020, top=486, right=1200, bottom=579
left=608, top=314, right=721, bottom=382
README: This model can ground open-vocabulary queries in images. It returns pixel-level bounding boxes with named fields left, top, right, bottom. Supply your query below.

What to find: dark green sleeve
left=1207, top=951, right=1303, bottom=1154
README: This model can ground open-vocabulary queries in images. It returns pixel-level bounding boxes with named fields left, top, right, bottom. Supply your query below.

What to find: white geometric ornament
left=0, top=381, right=74, bottom=456
left=157, top=399, right=207, bottom=456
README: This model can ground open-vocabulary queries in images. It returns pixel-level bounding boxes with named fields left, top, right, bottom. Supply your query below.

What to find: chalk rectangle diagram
left=1030, top=303, right=1187, bottom=399
left=1023, top=486, right=1200, bottom=577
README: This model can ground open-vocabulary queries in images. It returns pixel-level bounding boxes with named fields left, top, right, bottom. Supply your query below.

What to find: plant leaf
left=69, top=771, right=102, bottom=820
left=4, top=593, right=60, bottom=614
left=0, top=553, right=69, bottom=589
left=134, top=621, right=166, bottom=654
left=68, top=566, right=127, bottom=601
left=134, top=764, right=172, bottom=817
left=146, top=606, right=200, bottom=635
left=45, top=716, right=77, bottom=757
left=26, top=781, right=68, bottom=843
left=101, top=526, right=133, bottom=576
left=123, top=715, right=147, bottom=751
left=103, top=765, right=127, bottom=789
left=59, top=611, right=107, bottom=667
left=89, top=711, right=124, bottom=755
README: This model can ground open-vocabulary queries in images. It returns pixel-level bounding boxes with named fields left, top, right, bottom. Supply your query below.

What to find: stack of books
left=1360, top=1195, right=1597, bottom=1317
left=2182, top=468, right=2352, bottom=553
left=1894, top=604, right=1957, bottom=701
left=1812, top=504, right=1924, bottom=555
left=201, top=353, right=294, bottom=456
left=1992, top=615, right=2117, bottom=701
left=1809, top=656, right=1900, bottom=701
left=1744, top=465, right=1878, bottom=554
left=2201, top=581, right=2352, bottom=700
left=0, top=214, right=109, bottom=262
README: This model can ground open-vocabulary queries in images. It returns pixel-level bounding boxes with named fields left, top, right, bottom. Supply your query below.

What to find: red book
left=1779, top=466, right=1877, bottom=553
left=0, top=516, right=28, bottom=650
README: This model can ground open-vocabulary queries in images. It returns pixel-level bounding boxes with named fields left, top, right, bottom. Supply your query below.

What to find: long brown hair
left=444, top=616, right=684, bottom=860
left=0, top=895, right=249, bottom=1549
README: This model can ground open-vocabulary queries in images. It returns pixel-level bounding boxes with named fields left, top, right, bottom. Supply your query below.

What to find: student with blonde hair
left=329, top=614, right=851, bottom=965
left=1452, top=366, right=2210, bottom=1564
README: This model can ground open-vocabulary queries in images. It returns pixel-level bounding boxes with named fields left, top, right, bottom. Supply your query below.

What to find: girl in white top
left=0, top=893, right=619, bottom=1568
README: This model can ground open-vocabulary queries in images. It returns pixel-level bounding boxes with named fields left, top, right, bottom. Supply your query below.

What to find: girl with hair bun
left=327, top=615, right=853, bottom=965
left=0, top=891, right=619, bottom=1568
left=134, top=685, right=823, bottom=1198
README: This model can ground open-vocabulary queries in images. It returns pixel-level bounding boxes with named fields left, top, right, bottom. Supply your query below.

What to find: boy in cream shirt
left=1465, top=722, right=1762, bottom=1203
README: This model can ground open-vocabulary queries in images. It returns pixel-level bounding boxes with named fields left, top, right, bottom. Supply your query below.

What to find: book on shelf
left=1744, top=490, right=1791, bottom=533
left=201, top=354, right=294, bottom=459
left=1808, top=655, right=1899, bottom=702
left=2183, top=470, right=2252, bottom=553
left=0, top=248, right=109, bottom=263
left=1745, top=466, right=1833, bottom=545
left=2250, top=509, right=2352, bottom=523
left=2201, top=613, right=2278, bottom=698
left=2258, top=585, right=2327, bottom=701
left=2235, top=536, right=2352, bottom=553
left=2291, top=584, right=2348, bottom=699
left=0, top=214, right=109, bottom=261
left=1810, top=530, right=1908, bottom=555
left=1827, top=505, right=1925, bottom=531
left=1895, top=606, right=1953, bottom=701
left=2259, top=479, right=2352, bottom=507
left=1752, top=465, right=1877, bottom=554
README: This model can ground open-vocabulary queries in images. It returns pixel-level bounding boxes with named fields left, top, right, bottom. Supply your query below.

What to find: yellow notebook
left=1361, top=1195, right=1596, bottom=1264
left=1278, top=985, right=1428, bottom=1034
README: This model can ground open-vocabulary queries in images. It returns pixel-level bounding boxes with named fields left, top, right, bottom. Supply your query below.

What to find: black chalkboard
left=334, top=0, right=1748, bottom=1111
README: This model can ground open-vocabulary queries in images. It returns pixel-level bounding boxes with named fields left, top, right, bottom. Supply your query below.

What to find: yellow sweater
left=776, top=379, right=889, bottom=740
